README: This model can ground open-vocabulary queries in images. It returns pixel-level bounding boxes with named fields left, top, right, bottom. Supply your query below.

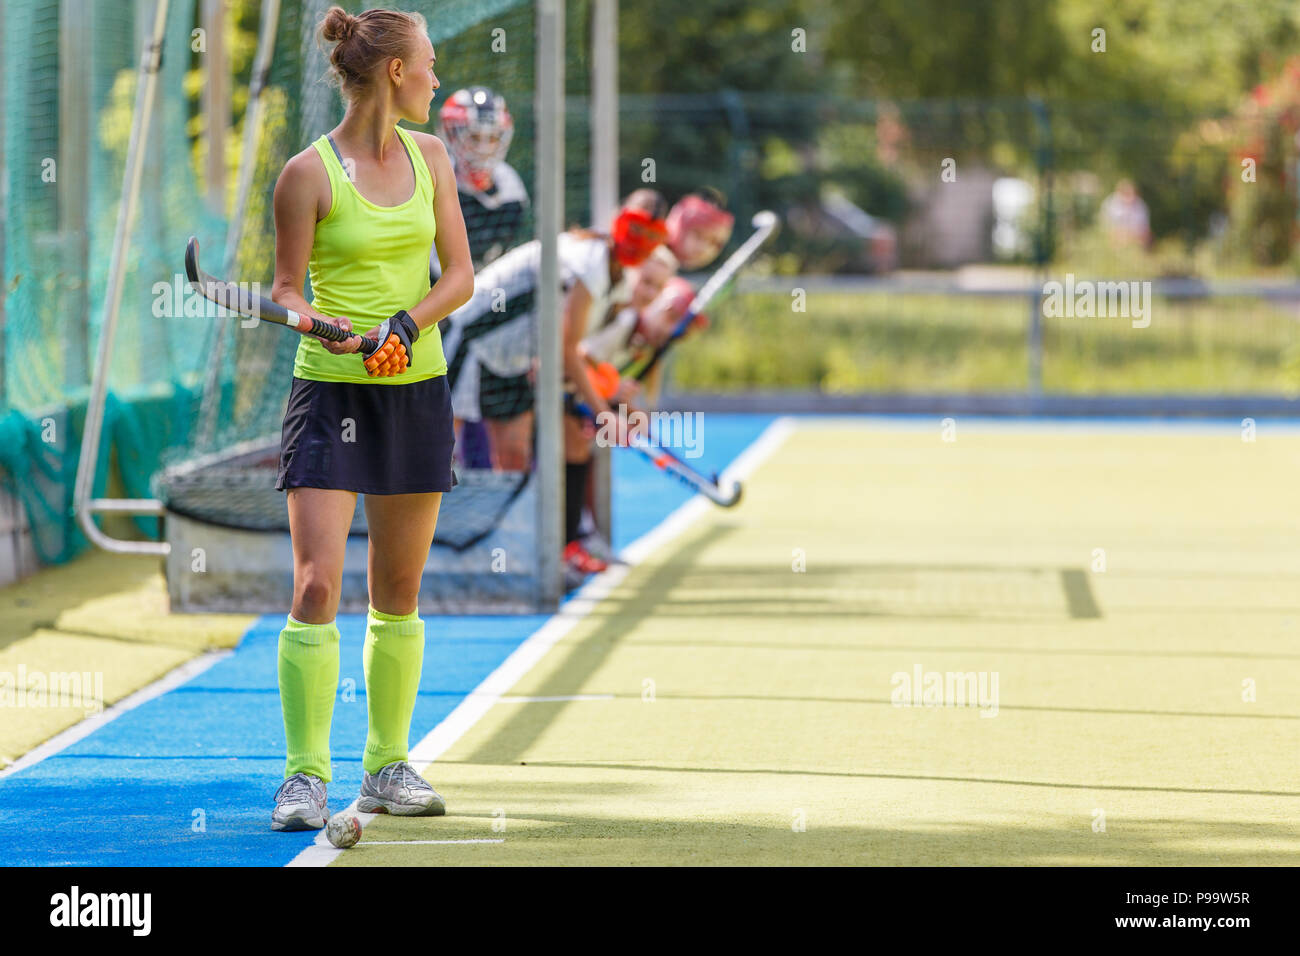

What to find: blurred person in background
left=573, top=190, right=731, bottom=564
left=436, top=86, right=529, bottom=470
left=435, top=86, right=528, bottom=269
left=440, top=189, right=670, bottom=583
left=666, top=188, right=734, bottom=270
left=563, top=246, right=680, bottom=575
left=1100, top=178, right=1151, bottom=249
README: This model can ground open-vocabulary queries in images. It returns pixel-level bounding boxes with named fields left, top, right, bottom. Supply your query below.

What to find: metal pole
left=720, top=89, right=755, bottom=224
left=202, top=0, right=228, bottom=213
left=589, top=0, right=618, bottom=547
left=1029, top=96, right=1052, bottom=399
left=534, top=0, right=565, bottom=609
left=1028, top=281, right=1043, bottom=399
left=590, top=0, right=618, bottom=225
left=196, top=0, right=281, bottom=452
left=59, top=0, right=92, bottom=395
left=72, top=0, right=171, bottom=557
left=0, top=4, right=7, bottom=410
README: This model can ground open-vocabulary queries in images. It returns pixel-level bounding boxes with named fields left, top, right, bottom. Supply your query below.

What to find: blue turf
left=0, top=414, right=775, bottom=866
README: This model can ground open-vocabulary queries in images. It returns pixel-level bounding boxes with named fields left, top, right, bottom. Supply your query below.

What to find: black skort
left=276, top=374, right=457, bottom=495
left=478, top=366, right=535, bottom=421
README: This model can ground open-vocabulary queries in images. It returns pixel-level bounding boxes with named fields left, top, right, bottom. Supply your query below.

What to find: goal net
left=1, top=0, right=598, bottom=611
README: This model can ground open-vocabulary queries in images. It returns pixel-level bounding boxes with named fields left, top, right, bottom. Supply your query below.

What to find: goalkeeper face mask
left=611, top=207, right=669, bottom=267
left=439, top=87, right=514, bottom=193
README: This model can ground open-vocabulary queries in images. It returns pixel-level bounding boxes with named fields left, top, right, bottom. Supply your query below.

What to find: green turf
left=0, top=549, right=253, bottom=767
left=338, top=421, right=1300, bottom=866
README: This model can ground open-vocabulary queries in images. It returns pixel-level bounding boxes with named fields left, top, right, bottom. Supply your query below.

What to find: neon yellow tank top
left=292, top=125, right=446, bottom=384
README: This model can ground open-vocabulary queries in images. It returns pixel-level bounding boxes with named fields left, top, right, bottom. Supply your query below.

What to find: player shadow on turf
left=462, top=523, right=739, bottom=766
left=584, top=559, right=1104, bottom=622
left=327, top=801, right=1300, bottom=867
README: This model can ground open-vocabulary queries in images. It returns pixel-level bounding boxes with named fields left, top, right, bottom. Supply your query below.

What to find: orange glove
left=363, top=310, right=419, bottom=377
left=585, top=360, right=621, bottom=400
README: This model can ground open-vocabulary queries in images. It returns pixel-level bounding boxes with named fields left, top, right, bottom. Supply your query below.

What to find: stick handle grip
left=301, top=315, right=379, bottom=356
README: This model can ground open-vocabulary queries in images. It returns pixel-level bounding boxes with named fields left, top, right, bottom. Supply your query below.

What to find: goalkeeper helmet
left=439, top=87, right=514, bottom=192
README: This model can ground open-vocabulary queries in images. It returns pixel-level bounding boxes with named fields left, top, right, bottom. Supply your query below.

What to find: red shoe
left=563, top=540, right=608, bottom=574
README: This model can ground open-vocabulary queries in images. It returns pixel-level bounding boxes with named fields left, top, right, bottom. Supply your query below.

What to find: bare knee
left=486, top=413, right=534, bottom=472
left=293, top=571, right=340, bottom=623
left=370, top=575, right=421, bottom=617
left=492, top=427, right=532, bottom=471
left=495, top=443, right=531, bottom=472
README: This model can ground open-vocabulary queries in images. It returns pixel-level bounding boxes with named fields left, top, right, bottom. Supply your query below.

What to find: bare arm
left=562, top=280, right=610, bottom=418
left=271, top=150, right=360, bottom=353
left=409, top=134, right=474, bottom=330
left=636, top=362, right=663, bottom=410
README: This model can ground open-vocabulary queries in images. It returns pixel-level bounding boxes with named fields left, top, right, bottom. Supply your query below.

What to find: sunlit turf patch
left=334, top=421, right=1300, bottom=866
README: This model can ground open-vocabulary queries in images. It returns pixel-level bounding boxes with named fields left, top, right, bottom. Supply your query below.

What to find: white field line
left=0, top=649, right=234, bottom=781
left=355, top=838, right=504, bottom=846
left=497, top=694, right=614, bottom=703
left=290, top=415, right=797, bottom=867
left=784, top=413, right=1295, bottom=435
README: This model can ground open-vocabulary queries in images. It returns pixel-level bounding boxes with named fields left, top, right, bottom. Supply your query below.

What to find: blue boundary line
left=0, top=414, right=775, bottom=866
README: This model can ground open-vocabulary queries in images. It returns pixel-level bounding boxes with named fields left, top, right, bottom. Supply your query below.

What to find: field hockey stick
left=572, top=213, right=778, bottom=506
left=184, top=236, right=380, bottom=356
left=569, top=389, right=742, bottom=506
left=625, top=429, right=743, bottom=507
left=620, top=210, right=780, bottom=382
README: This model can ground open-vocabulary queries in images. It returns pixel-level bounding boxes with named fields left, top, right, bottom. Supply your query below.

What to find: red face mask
left=611, top=207, right=669, bottom=266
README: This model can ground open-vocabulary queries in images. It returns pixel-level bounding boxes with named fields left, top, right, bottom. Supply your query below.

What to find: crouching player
left=440, top=189, right=671, bottom=579
left=574, top=189, right=734, bottom=563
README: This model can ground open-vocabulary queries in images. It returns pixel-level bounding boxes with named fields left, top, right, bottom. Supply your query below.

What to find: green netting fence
left=1, top=0, right=591, bottom=567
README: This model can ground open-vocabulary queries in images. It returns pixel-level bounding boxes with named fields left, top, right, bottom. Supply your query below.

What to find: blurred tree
left=1225, top=58, right=1300, bottom=266
left=826, top=0, right=1068, bottom=100
left=826, top=0, right=1299, bottom=113
left=619, top=0, right=825, bottom=97
left=191, top=0, right=1300, bottom=268
left=617, top=0, right=843, bottom=233
left=819, top=0, right=1300, bottom=255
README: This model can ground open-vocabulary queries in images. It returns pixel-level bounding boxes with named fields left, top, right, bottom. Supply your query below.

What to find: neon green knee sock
left=278, top=615, right=340, bottom=782
left=362, top=605, right=425, bottom=775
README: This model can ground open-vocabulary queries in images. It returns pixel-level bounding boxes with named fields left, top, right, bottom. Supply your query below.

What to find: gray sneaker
left=357, top=761, right=446, bottom=816
left=272, top=772, right=329, bottom=831
left=581, top=531, right=625, bottom=566
left=563, top=563, right=587, bottom=593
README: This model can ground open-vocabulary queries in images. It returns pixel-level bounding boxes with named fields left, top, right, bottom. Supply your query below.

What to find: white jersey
left=581, top=306, right=638, bottom=367
left=443, top=233, right=627, bottom=421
